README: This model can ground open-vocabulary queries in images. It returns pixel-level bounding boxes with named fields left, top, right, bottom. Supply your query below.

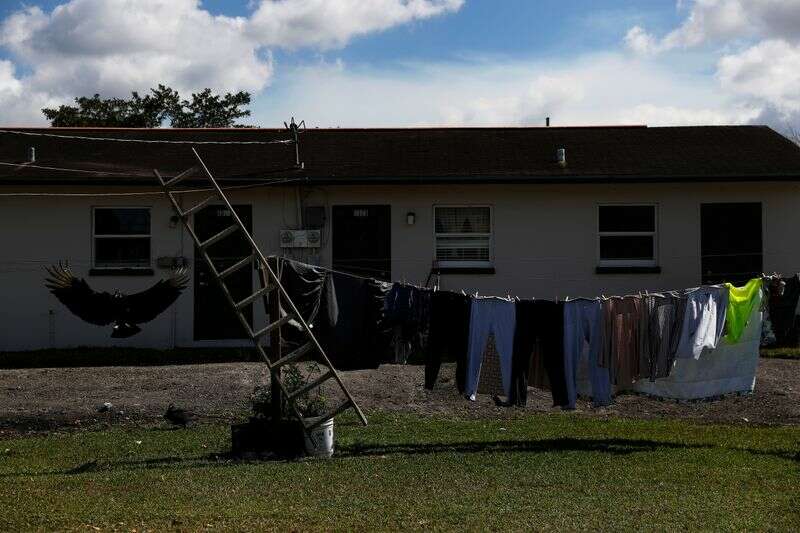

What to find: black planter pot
left=231, top=417, right=306, bottom=459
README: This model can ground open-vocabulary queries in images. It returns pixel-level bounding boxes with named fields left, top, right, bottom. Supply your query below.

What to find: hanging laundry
left=278, top=257, right=338, bottom=346
left=634, top=286, right=763, bottom=400
left=761, top=303, right=777, bottom=347
left=318, top=272, right=392, bottom=370
left=511, top=300, right=567, bottom=407
left=465, top=297, right=516, bottom=401
left=384, top=283, right=432, bottom=364
left=674, top=286, right=728, bottom=360
left=563, top=299, right=611, bottom=408
left=640, top=292, right=685, bottom=381
left=724, top=278, right=763, bottom=343
left=477, top=333, right=506, bottom=396
left=600, top=296, right=643, bottom=391
left=425, top=290, right=471, bottom=391
left=767, top=274, right=800, bottom=347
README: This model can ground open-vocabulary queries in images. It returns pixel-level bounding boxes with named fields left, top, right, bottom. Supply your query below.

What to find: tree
left=42, top=85, right=252, bottom=128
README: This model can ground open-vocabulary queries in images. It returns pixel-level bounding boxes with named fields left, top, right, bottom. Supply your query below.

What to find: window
left=93, top=207, right=151, bottom=269
left=598, top=205, right=657, bottom=267
left=434, top=206, right=492, bottom=268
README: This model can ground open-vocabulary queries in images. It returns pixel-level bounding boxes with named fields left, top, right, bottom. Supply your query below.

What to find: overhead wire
left=0, top=129, right=294, bottom=145
left=0, top=176, right=305, bottom=197
left=0, top=160, right=151, bottom=176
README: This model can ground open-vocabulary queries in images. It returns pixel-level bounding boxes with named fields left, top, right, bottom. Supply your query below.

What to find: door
left=700, top=202, right=762, bottom=285
left=194, top=205, right=253, bottom=340
left=332, top=205, right=391, bottom=280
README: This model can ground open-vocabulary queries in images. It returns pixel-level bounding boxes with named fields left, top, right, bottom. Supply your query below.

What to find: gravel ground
left=0, top=359, right=798, bottom=438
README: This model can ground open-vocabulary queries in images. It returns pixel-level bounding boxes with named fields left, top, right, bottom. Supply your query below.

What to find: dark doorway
left=332, top=205, right=391, bottom=280
left=701, top=202, right=762, bottom=285
left=194, top=205, right=253, bottom=340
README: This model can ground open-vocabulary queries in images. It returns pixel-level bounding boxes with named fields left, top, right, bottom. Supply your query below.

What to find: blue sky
left=0, top=1, right=797, bottom=129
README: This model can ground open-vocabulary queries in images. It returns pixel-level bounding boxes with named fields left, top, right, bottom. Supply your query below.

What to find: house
left=1, top=125, right=800, bottom=351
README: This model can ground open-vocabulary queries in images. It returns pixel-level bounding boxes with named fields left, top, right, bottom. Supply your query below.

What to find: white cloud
left=618, top=103, right=758, bottom=126
left=624, top=26, right=662, bottom=56
left=625, top=0, right=800, bottom=55
left=0, top=59, right=58, bottom=125
left=247, top=0, right=464, bottom=49
left=718, top=39, right=800, bottom=122
left=0, top=0, right=463, bottom=124
left=253, top=53, right=753, bottom=127
left=623, top=0, right=800, bottom=128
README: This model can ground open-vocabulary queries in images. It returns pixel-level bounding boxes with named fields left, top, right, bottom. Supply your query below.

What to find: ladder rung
left=217, top=255, right=254, bottom=279
left=164, top=166, right=198, bottom=187
left=287, top=371, right=334, bottom=402
left=252, top=314, right=294, bottom=340
left=199, top=225, right=238, bottom=249
left=304, top=400, right=353, bottom=431
left=273, top=342, right=315, bottom=368
left=179, top=195, right=216, bottom=219
left=236, top=285, right=275, bottom=309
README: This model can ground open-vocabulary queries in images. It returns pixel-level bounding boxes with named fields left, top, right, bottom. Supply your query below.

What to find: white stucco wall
left=1, top=180, right=798, bottom=351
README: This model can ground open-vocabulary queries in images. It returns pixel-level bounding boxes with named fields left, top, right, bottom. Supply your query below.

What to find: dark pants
left=511, top=300, right=567, bottom=407
left=770, top=275, right=800, bottom=347
left=425, top=291, right=471, bottom=391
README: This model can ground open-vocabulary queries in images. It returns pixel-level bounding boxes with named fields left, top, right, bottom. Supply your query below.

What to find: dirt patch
left=1, top=359, right=798, bottom=438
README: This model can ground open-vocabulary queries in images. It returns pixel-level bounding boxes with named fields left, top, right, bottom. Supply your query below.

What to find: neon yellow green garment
left=724, top=278, right=762, bottom=343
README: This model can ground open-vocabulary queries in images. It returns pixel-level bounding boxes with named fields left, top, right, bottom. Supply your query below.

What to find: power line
left=0, top=160, right=149, bottom=177
left=0, top=177, right=304, bottom=197
left=0, top=129, right=294, bottom=145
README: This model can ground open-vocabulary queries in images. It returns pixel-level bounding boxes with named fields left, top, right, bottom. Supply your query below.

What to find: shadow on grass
left=4, top=436, right=798, bottom=479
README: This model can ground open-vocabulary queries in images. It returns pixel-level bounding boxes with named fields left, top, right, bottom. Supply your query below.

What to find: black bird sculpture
left=44, top=262, right=189, bottom=338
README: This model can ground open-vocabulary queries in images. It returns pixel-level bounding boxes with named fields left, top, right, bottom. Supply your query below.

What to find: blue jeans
left=564, top=299, right=612, bottom=408
left=465, top=297, right=517, bottom=401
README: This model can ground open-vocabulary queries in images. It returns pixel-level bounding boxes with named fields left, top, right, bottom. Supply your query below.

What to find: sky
left=0, top=0, right=798, bottom=130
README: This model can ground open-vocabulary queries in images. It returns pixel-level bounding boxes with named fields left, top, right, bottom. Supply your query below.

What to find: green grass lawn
left=1, top=413, right=798, bottom=531
left=761, top=347, right=800, bottom=360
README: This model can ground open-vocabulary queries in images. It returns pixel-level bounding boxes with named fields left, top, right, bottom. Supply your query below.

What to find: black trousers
left=770, top=275, right=800, bottom=347
left=510, top=300, right=567, bottom=407
left=425, top=291, right=471, bottom=390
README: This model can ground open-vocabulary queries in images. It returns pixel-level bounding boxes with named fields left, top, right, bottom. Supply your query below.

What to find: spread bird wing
left=44, top=263, right=116, bottom=326
left=123, top=268, right=190, bottom=325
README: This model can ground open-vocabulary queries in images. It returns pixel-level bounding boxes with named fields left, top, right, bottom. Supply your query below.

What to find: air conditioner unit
left=279, top=229, right=321, bottom=248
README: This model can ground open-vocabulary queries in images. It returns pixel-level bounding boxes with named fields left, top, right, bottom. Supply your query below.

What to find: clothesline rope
left=278, top=256, right=774, bottom=302
left=0, top=129, right=294, bottom=145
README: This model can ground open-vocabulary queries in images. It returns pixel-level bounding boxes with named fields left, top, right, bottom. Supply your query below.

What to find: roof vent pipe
left=546, top=117, right=550, bottom=127
left=28, top=147, right=35, bottom=163
left=557, top=148, right=566, bottom=168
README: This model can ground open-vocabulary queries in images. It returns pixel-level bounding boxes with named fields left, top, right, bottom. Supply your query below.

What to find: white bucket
left=303, top=418, right=335, bottom=458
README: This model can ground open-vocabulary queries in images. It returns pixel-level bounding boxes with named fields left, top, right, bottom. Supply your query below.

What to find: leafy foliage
left=41, top=84, right=252, bottom=128
left=251, top=363, right=328, bottom=419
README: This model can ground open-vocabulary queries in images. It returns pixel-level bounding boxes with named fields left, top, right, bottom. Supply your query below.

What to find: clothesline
left=277, top=254, right=772, bottom=406
left=278, top=255, right=781, bottom=304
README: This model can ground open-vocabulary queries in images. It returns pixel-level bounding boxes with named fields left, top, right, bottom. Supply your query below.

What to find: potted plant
left=246, top=362, right=334, bottom=458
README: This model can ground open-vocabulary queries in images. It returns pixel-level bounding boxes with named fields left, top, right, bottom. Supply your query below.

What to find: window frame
left=91, top=206, right=152, bottom=270
left=596, top=203, right=659, bottom=268
left=433, top=204, right=494, bottom=269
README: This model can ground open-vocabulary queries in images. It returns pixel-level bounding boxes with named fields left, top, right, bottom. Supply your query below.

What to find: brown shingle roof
left=1, top=125, right=799, bottom=185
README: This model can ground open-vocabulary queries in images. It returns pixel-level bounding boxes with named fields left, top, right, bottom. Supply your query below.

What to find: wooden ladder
left=153, top=148, right=368, bottom=434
